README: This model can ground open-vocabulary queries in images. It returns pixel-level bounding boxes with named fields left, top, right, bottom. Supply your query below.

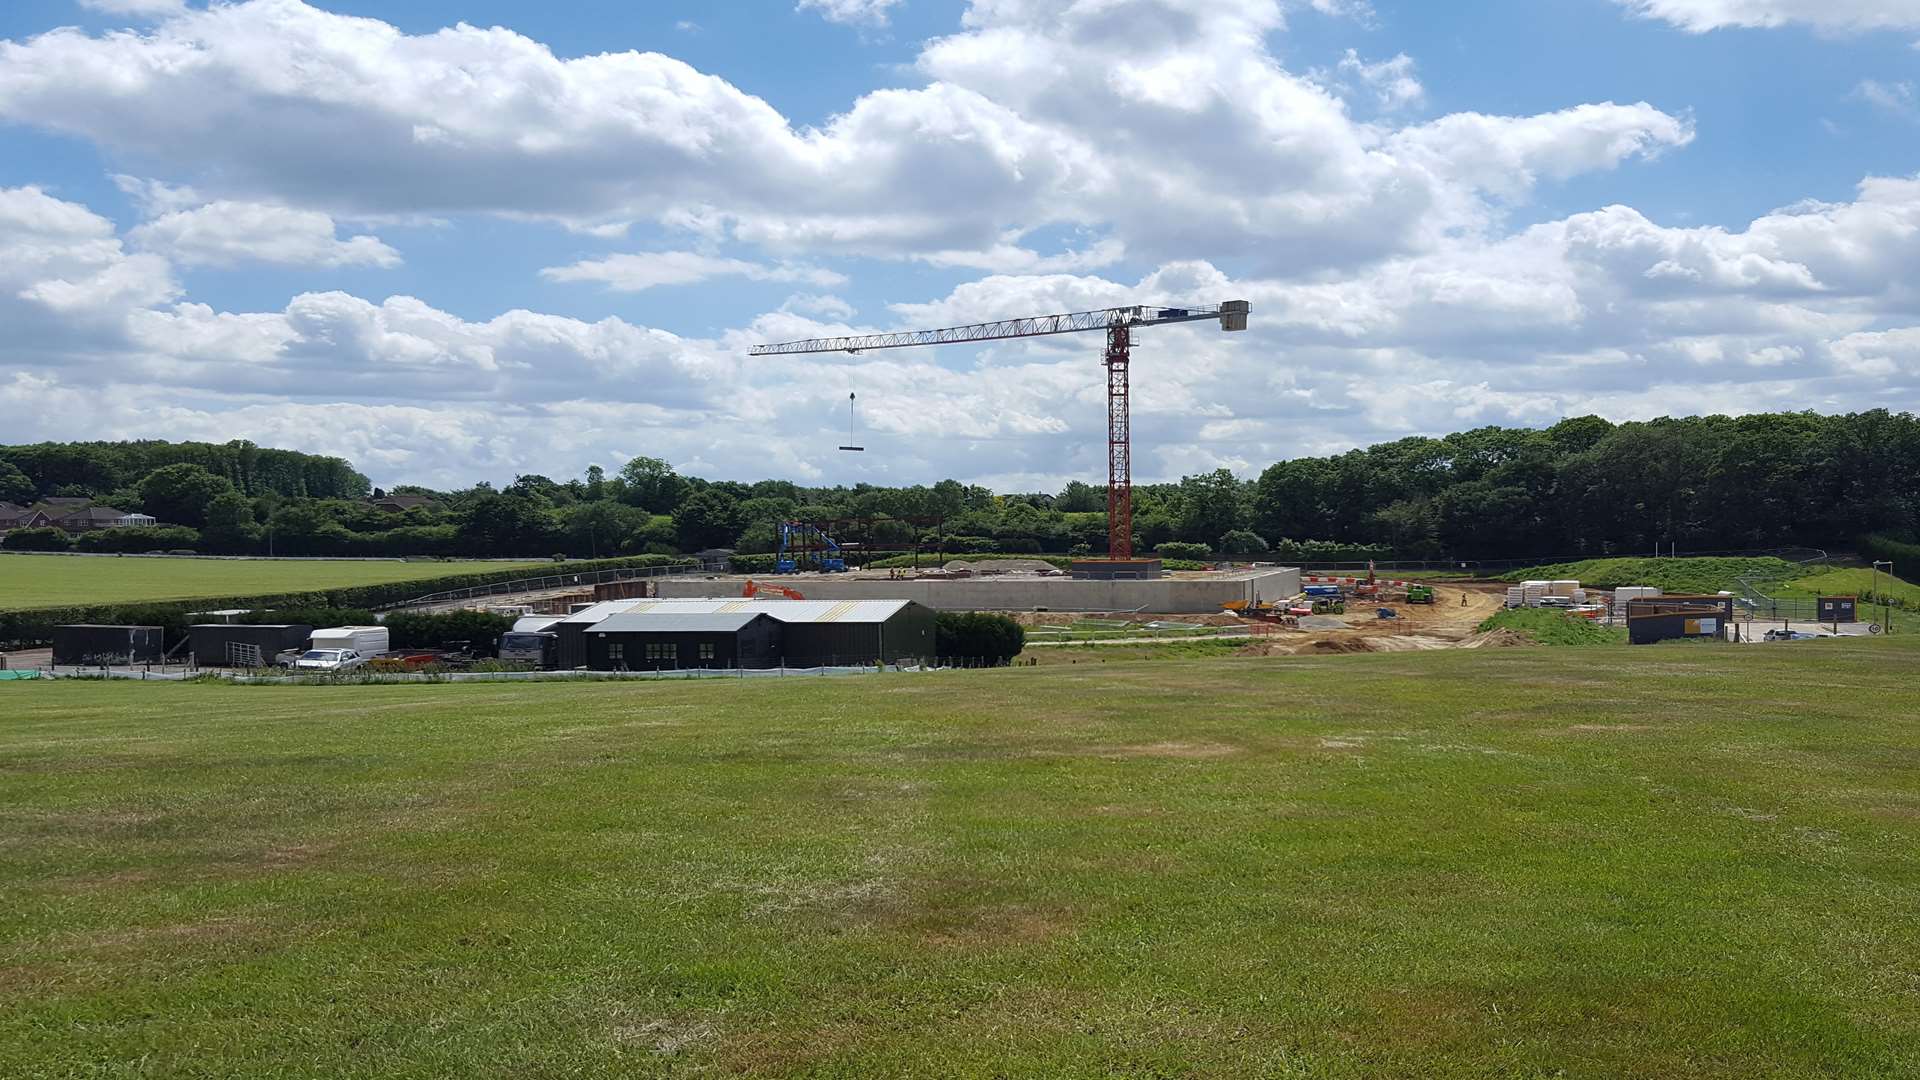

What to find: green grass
left=4, top=640, right=1920, bottom=1077
left=1477, top=607, right=1628, bottom=645
left=1499, top=556, right=1801, bottom=594
left=1776, top=567, right=1920, bottom=611
left=0, top=555, right=545, bottom=610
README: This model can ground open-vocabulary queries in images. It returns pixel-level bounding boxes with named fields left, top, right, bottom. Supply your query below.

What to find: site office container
left=1818, top=596, right=1858, bottom=623
left=188, top=624, right=313, bottom=667
left=52, top=625, right=164, bottom=666
left=1626, top=595, right=1736, bottom=645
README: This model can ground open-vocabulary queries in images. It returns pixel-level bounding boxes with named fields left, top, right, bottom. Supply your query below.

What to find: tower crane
left=751, top=301, right=1250, bottom=561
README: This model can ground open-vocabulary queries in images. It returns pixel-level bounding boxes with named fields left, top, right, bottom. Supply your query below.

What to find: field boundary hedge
left=0, top=555, right=692, bottom=648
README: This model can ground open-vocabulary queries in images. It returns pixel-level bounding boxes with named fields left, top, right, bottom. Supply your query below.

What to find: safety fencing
left=387, top=563, right=689, bottom=610
left=18, top=658, right=1025, bottom=683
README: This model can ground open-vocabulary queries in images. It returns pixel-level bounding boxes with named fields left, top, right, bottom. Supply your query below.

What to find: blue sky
left=1, top=0, right=1917, bottom=489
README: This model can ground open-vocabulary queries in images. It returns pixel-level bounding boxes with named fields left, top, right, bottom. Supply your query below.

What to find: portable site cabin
left=189, top=624, right=313, bottom=668
left=587, top=612, right=783, bottom=671
left=52, top=625, right=164, bottom=666
left=310, top=626, right=389, bottom=656
left=1626, top=596, right=1736, bottom=645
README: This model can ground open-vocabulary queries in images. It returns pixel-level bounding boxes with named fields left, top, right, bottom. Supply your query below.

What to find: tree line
left=4, top=410, right=1917, bottom=561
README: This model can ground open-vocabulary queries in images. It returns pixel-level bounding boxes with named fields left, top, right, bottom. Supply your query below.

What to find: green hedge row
left=0, top=555, right=692, bottom=648
left=1859, top=533, right=1920, bottom=568
left=934, top=612, right=1026, bottom=665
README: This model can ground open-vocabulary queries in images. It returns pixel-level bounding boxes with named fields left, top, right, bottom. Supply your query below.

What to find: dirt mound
left=945, top=559, right=1059, bottom=575
left=1307, top=637, right=1377, bottom=654
left=1457, top=629, right=1536, bottom=649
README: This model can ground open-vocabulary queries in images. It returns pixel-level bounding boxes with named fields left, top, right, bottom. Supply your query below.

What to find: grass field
left=1476, top=608, right=1628, bottom=645
left=0, top=555, right=544, bottom=610
left=1497, top=556, right=1801, bottom=594
left=5, top=639, right=1919, bottom=1077
left=1773, top=567, right=1920, bottom=611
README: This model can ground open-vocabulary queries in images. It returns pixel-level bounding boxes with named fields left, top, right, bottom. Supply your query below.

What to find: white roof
left=570, top=598, right=916, bottom=625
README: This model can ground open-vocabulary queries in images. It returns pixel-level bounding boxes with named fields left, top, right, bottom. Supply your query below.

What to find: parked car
left=292, top=648, right=368, bottom=672
left=1763, top=629, right=1818, bottom=642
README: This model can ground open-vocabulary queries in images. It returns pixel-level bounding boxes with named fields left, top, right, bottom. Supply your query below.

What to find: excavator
left=743, top=579, right=806, bottom=601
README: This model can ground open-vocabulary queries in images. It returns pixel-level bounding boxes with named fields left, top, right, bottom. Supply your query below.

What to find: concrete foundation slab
left=656, top=568, right=1302, bottom=614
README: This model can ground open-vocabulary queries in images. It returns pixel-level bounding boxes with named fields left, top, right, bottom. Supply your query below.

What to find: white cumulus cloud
left=129, top=200, right=401, bottom=269
left=540, top=252, right=847, bottom=292
left=1616, top=0, right=1920, bottom=33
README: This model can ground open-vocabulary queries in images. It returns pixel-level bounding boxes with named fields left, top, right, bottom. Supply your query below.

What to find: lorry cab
left=497, top=631, right=560, bottom=669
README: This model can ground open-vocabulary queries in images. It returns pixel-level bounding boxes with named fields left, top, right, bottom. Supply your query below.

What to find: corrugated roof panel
left=592, top=612, right=768, bottom=633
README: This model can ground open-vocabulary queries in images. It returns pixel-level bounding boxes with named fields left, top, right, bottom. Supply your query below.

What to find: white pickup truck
left=292, top=648, right=369, bottom=673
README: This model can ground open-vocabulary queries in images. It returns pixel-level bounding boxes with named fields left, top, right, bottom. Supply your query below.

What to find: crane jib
left=748, top=303, right=1232, bottom=356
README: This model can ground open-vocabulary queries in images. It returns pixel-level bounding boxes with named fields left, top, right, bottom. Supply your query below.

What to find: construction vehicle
left=775, top=521, right=847, bottom=573
left=1310, top=598, right=1346, bottom=616
left=1221, top=600, right=1298, bottom=626
left=743, top=579, right=806, bottom=601
left=755, top=301, right=1250, bottom=561
left=1352, top=562, right=1381, bottom=598
left=1406, top=584, right=1436, bottom=605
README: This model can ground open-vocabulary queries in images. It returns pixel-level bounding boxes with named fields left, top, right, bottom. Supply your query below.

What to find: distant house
left=0, top=502, right=53, bottom=533
left=114, top=513, right=158, bottom=528
left=51, top=506, right=136, bottom=533
left=369, top=494, right=437, bottom=514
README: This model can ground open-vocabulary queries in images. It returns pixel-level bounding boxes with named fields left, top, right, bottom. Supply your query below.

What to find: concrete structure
left=655, top=567, right=1302, bottom=614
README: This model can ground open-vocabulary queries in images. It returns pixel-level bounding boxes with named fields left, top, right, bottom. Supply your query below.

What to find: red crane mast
left=751, top=301, right=1250, bottom=561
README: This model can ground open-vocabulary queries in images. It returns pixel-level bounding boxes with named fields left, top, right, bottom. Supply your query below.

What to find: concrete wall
left=657, top=568, right=1302, bottom=614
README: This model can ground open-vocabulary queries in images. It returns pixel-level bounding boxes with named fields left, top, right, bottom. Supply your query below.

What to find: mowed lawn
left=0, top=555, right=543, bottom=609
left=4, top=641, right=1919, bottom=1078
left=1778, top=567, right=1920, bottom=611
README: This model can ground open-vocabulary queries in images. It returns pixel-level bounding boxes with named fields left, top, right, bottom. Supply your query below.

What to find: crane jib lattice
left=749, top=304, right=1239, bottom=355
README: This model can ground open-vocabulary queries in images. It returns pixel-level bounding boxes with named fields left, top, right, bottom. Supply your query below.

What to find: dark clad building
left=189, top=624, right=313, bottom=667
left=52, top=625, right=164, bottom=666
left=586, top=612, right=782, bottom=671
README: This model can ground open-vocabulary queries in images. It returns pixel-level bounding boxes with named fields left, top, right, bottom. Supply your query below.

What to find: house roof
left=57, top=507, right=131, bottom=523
left=592, top=612, right=772, bottom=634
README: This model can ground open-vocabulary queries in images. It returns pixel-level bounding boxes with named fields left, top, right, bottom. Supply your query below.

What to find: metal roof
left=591, top=612, right=772, bottom=634
left=572, top=598, right=915, bottom=625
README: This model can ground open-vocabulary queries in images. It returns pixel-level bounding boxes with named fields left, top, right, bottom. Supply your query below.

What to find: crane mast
left=752, top=301, right=1249, bottom=561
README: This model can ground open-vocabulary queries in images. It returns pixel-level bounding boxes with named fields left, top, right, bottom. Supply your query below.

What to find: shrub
left=1154, top=542, right=1212, bottom=561
left=935, top=611, right=1026, bottom=665
left=383, top=610, right=516, bottom=654
left=1218, top=529, right=1269, bottom=556
left=75, top=526, right=202, bottom=553
left=996, top=538, right=1043, bottom=554
left=3, top=527, right=71, bottom=552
